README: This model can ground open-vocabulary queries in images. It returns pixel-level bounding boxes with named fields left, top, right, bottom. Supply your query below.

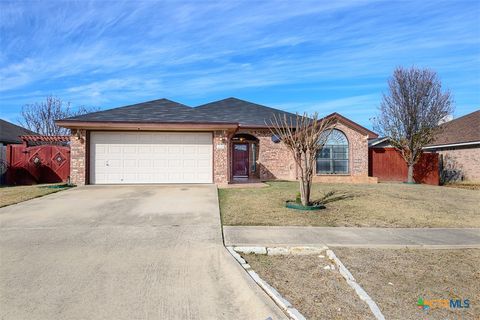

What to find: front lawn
left=445, top=181, right=480, bottom=191
left=243, top=253, right=375, bottom=320
left=242, top=249, right=479, bottom=320
left=218, top=181, right=480, bottom=227
left=0, top=184, right=72, bottom=208
left=334, top=248, right=480, bottom=319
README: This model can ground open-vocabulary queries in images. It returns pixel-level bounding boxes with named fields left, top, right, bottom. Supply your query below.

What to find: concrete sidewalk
left=224, top=226, right=480, bottom=248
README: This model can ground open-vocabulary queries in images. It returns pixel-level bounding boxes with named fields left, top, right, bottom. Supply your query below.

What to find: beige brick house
left=56, top=98, right=378, bottom=185
left=424, top=110, right=480, bottom=182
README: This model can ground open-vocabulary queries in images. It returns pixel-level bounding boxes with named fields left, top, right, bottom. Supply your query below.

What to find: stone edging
left=326, top=250, right=386, bottom=320
left=226, top=246, right=307, bottom=320
left=227, top=245, right=386, bottom=320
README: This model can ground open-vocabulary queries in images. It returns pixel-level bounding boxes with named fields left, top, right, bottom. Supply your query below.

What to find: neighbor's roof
left=0, top=119, right=37, bottom=144
left=58, top=97, right=297, bottom=127
left=426, top=110, right=480, bottom=147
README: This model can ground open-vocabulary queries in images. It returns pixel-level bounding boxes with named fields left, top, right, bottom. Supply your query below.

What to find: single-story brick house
left=423, top=110, right=480, bottom=182
left=56, top=98, right=378, bottom=185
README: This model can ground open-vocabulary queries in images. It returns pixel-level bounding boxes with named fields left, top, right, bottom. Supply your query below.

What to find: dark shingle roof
left=0, top=119, right=37, bottom=144
left=60, top=97, right=297, bottom=126
left=62, top=99, right=199, bottom=123
left=427, top=110, right=480, bottom=146
left=195, top=97, right=296, bottom=126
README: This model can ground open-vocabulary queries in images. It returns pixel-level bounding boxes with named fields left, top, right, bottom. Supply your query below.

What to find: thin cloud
left=0, top=0, right=479, bottom=122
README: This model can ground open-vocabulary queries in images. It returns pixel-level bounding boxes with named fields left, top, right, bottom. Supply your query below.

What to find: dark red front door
left=233, top=143, right=249, bottom=177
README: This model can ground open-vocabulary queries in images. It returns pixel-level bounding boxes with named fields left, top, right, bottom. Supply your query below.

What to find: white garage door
left=90, top=132, right=213, bottom=184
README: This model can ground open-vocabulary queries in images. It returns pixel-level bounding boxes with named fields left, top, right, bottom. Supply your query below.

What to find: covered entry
left=231, top=133, right=259, bottom=180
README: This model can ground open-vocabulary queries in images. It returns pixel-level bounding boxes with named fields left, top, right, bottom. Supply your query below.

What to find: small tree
left=375, top=67, right=453, bottom=183
left=19, top=96, right=97, bottom=135
left=268, top=113, right=335, bottom=206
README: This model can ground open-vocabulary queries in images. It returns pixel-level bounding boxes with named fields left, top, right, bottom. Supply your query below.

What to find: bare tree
left=374, top=67, right=453, bottom=183
left=19, top=96, right=98, bottom=135
left=268, top=113, right=335, bottom=206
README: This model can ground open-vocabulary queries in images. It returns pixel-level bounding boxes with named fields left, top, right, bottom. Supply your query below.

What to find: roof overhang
left=423, top=141, right=480, bottom=150
left=368, top=137, right=390, bottom=147
left=55, top=120, right=239, bottom=131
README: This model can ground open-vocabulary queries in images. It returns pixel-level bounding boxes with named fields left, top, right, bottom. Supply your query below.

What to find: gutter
left=423, top=141, right=480, bottom=150
left=55, top=120, right=239, bottom=131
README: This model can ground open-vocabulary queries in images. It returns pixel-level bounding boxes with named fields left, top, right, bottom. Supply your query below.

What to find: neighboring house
left=424, top=110, right=480, bottom=182
left=0, top=119, right=37, bottom=145
left=0, top=119, right=37, bottom=184
left=56, top=98, right=378, bottom=185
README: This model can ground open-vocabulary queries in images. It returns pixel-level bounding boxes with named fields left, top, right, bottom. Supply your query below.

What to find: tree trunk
left=299, top=178, right=311, bottom=206
left=407, top=163, right=414, bottom=183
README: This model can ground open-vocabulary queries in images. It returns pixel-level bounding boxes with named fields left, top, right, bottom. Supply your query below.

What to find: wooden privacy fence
left=368, top=147, right=439, bottom=185
left=6, top=136, right=70, bottom=185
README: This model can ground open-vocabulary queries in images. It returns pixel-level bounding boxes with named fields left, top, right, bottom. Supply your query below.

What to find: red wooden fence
left=6, top=144, right=70, bottom=185
left=368, top=148, right=439, bottom=185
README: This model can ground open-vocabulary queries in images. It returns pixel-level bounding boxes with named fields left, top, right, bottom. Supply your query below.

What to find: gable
left=323, top=113, right=378, bottom=138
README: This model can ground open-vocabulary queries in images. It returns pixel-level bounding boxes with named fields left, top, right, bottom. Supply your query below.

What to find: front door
left=233, top=143, right=249, bottom=178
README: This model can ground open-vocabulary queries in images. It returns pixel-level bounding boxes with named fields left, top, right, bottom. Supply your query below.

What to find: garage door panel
left=198, top=159, right=211, bottom=168
left=183, top=159, right=195, bottom=168
left=108, top=145, right=122, bottom=154
left=138, top=159, right=152, bottom=167
left=168, top=159, right=181, bottom=168
left=183, top=146, right=196, bottom=154
left=108, top=159, right=122, bottom=168
left=90, top=132, right=212, bottom=184
left=153, top=159, right=167, bottom=168
left=196, top=134, right=212, bottom=144
left=138, top=146, right=151, bottom=153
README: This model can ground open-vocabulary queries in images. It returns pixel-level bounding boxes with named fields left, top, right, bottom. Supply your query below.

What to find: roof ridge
left=60, top=98, right=192, bottom=121
left=195, top=97, right=297, bottom=116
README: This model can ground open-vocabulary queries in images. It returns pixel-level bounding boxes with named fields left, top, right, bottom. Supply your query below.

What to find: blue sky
left=1, top=0, right=479, bottom=129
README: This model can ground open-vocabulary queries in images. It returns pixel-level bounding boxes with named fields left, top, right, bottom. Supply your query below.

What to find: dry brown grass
left=219, top=181, right=480, bottom=227
left=444, top=181, right=480, bottom=191
left=0, top=184, right=71, bottom=208
left=334, top=248, right=480, bottom=320
left=243, top=253, right=375, bottom=320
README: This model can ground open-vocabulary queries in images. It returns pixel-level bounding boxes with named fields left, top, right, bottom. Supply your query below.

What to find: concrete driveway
left=0, top=185, right=286, bottom=320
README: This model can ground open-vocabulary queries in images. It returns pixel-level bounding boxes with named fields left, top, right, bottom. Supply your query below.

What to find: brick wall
left=70, top=129, right=87, bottom=185
left=437, top=146, right=480, bottom=181
left=238, top=125, right=371, bottom=183
left=240, top=129, right=296, bottom=180
left=312, top=122, right=371, bottom=183
left=213, top=130, right=230, bottom=183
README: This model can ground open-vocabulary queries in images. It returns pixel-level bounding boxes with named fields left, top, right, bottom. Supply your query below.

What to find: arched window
left=316, top=129, right=349, bottom=174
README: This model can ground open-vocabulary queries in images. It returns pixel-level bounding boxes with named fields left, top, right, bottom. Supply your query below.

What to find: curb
left=232, top=245, right=328, bottom=256
left=226, top=246, right=307, bottom=320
